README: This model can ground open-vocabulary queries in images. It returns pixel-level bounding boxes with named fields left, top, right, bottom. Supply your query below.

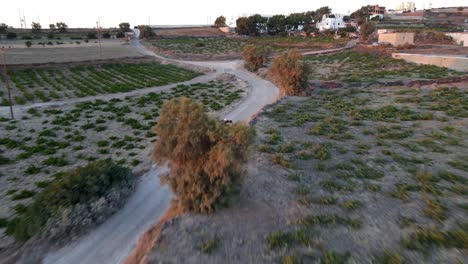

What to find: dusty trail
left=42, top=40, right=279, bottom=264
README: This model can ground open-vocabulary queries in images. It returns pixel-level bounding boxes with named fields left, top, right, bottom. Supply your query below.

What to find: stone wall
left=392, top=53, right=468, bottom=71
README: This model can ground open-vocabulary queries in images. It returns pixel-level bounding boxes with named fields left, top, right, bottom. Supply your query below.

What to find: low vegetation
left=5, top=160, right=133, bottom=241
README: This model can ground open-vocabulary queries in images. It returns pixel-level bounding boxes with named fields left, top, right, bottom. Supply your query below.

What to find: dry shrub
left=152, top=97, right=255, bottom=213
left=241, top=44, right=270, bottom=72
left=269, top=49, right=308, bottom=96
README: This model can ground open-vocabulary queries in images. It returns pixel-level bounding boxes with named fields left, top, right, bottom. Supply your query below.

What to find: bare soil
left=2, top=40, right=145, bottom=65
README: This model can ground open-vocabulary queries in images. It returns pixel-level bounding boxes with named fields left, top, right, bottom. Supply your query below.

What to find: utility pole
left=1, top=47, right=14, bottom=120
left=96, top=19, right=102, bottom=59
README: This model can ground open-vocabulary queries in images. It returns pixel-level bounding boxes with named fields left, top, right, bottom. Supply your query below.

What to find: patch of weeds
left=35, top=181, right=50, bottom=188
left=438, top=170, right=467, bottom=184
left=42, top=156, right=68, bottom=167
left=335, top=159, right=384, bottom=180
left=308, top=117, right=348, bottom=140
left=296, top=150, right=312, bottom=160
left=373, top=250, right=403, bottom=264
left=287, top=172, right=301, bottom=182
left=415, top=172, right=441, bottom=195
left=321, top=251, right=351, bottom=264
left=423, top=198, right=445, bottom=222
left=398, top=216, right=416, bottom=228
left=340, top=200, right=362, bottom=211
left=311, top=144, right=331, bottom=160
left=278, top=143, right=295, bottom=153
left=281, top=255, right=302, bottom=264
left=266, top=229, right=313, bottom=250
left=389, top=183, right=421, bottom=201
left=301, top=214, right=362, bottom=229
left=257, top=144, right=272, bottom=153
left=24, top=165, right=42, bottom=175
left=197, top=237, right=220, bottom=254
left=271, top=154, right=290, bottom=168
left=401, top=227, right=467, bottom=254
left=294, top=186, right=311, bottom=196
left=365, top=184, right=381, bottom=192
left=321, top=179, right=354, bottom=193
left=448, top=159, right=468, bottom=172
left=11, top=190, right=36, bottom=200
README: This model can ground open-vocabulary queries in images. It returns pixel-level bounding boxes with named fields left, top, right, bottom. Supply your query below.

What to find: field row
left=0, top=63, right=201, bottom=105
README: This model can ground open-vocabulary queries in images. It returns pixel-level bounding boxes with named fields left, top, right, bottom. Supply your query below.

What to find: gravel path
left=41, top=39, right=280, bottom=264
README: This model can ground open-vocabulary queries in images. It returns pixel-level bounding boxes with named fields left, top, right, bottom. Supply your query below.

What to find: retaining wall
left=392, top=53, right=468, bottom=71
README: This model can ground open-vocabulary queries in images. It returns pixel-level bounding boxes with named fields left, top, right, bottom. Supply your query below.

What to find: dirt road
left=42, top=40, right=279, bottom=264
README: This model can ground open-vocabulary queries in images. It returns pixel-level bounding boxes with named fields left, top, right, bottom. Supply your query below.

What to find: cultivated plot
left=0, top=62, right=201, bottom=105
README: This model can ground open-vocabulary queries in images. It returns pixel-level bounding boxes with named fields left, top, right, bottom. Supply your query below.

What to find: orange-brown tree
left=152, top=97, right=254, bottom=213
left=241, top=44, right=271, bottom=72
left=269, top=49, right=308, bottom=96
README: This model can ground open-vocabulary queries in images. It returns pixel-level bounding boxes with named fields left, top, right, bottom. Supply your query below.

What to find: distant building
left=370, top=5, right=386, bottom=15
left=316, top=14, right=347, bottom=31
left=446, top=32, right=467, bottom=47
left=389, top=2, right=416, bottom=13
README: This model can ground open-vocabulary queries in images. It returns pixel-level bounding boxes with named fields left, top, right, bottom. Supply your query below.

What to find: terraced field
left=0, top=77, right=246, bottom=247
left=0, top=62, right=201, bottom=105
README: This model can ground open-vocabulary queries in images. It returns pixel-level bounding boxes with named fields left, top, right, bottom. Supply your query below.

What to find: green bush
left=6, top=159, right=132, bottom=241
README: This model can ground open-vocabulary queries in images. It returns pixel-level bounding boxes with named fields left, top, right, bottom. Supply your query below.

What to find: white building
left=316, top=14, right=347, bottom=31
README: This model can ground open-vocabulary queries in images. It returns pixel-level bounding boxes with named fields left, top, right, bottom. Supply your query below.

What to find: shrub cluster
left=269, top=49, right=309, bottom=96
left=152, top=97, right=255, bottom=213
left=241, top=44, right=270, bottom=72
left=6, top=159, right=133, bottom=241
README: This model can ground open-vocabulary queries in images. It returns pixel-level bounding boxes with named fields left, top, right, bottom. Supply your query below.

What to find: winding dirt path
left=42, top=40, right=279, bottom=264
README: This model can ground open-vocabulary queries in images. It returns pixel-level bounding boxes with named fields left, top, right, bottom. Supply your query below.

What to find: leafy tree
left=102, top=32, right=111, bottom=39
left=360, top=21, right=376, bottom=41
left=269, top=49, right=309, bottom=96
left=87, top=31, right=97, bottom=39
left=152, top=97, right=254, bottom=213
left=214, top=16, right=227, bottom=28
left=236, top=17, right=250, bottom=35
left=267, top=15, right=286, bottom=35
left=351, top=5, right=372, bottom=25
left=314, top=6, right=332, bottom=22
left=236, top=14, right=267, bottom=35
left=286, top=13, right=305, bottom=31
left=241, top=45, right=271, bottom=72
left=49, top=24, right=56, bottom=32
left=119, top=22, right=131, bottom=32
left=6, top=32, right=17, bottom=39
left=56, top=22, right=68, bottom=33
left=31, top=22, right=42, bottom=33
left=138, top=25, right=156, bottom=39
left=0, top=23, right=8, bottom=33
